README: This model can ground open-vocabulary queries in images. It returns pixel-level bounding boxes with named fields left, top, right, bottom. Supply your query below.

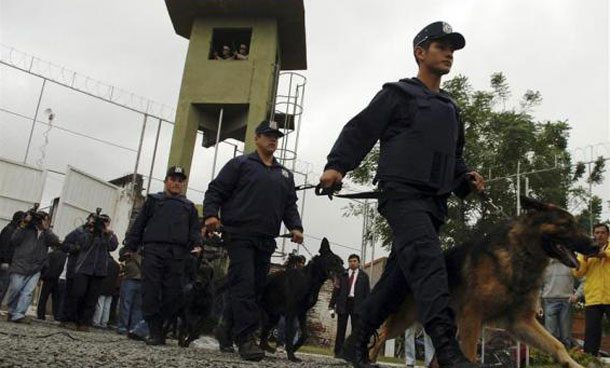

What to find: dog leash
left=203, top=225, right=295, bottom=247
left=307, top=182, right=511, bottom=219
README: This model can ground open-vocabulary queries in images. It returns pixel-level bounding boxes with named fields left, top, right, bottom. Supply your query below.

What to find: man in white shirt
left=329, top=254, right=370, bottom=358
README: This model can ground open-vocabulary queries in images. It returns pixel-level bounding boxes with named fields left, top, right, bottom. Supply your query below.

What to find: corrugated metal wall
left=52, top=166, right=120, bottom=240
left=0, top=158, right=45, bottom=229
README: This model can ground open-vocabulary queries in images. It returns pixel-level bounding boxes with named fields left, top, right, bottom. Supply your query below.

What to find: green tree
left=345, top=73, right=601, bottom=250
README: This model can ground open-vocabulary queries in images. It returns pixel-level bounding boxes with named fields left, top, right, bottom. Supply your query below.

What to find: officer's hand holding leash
left=291, top=229, right=304, bottom=244
left=467, top=171, right=485, bottom=194
left=202, top=216, right=221, bottom=238
left=319, top=169, right=344, bottom=191
left=191, top=246, right=203, bottom=256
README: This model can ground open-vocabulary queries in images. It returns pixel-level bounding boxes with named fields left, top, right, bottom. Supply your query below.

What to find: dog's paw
left=287, top=353, right=301, bottom=362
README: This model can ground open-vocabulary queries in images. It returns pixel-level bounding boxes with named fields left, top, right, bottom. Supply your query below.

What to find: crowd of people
left=211, top=44, right=249, bottom=61
left=0, top=208, right=123, bottom=333
left=540, top=223, right=610, bottom=356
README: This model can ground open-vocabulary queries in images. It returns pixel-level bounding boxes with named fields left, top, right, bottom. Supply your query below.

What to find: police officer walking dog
left=203, top=120, right=304, bottom=361
left=125, top=166, right=202, bottom=346
left=319, top=22, right=485, bottom=368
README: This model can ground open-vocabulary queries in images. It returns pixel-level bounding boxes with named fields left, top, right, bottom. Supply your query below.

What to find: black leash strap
left=204, top=225, right=293, bottom=244
left=313, top=183, right=424, bottom=201
left=312, top=183, right=510, bottom=220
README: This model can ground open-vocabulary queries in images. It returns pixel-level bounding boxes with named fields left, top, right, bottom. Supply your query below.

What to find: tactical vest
left=378, top=79, right=462, bottom=195
left=143, top=193, right=193, bottom=246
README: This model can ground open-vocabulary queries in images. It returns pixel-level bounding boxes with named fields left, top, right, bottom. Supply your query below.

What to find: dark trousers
left=335, top=298, right=358, bottom=354
left=141, top=246, right=185, bottom=322
left=226, top=237, right=274, bottom=339
left=59, top=277, right=74, bottom=322
left=65, top=273, right=104, bottom=326
left=584, top=304, right=610, bottom=356
left=108, top=294, right=119, bottom=327
left=37, top=278, right=65, bottom=320
left=0, top=268, right=10, bottom=306
left=357, top=204, right=453, bottom=335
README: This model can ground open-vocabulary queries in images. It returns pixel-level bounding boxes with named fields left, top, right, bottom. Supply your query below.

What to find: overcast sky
left=1, top=0, right=609, bottom=262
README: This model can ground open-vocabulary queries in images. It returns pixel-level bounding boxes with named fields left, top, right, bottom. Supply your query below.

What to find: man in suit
left=329, top=254, right=370, bottom=358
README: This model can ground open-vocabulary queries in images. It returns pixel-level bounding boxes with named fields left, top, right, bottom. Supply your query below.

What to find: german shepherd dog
left=259, top=238, right=345, bottom=362
left=369, top=197, right=599, bottom=368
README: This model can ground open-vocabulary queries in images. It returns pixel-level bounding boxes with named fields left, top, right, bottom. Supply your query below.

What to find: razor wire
left=0, top=44, right=176, bottom=122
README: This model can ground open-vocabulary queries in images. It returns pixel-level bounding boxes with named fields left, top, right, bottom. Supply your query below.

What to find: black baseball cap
left=166, top=166, right=187, bottom=179
left=413, top=21, right=465, bottom=50
left=255, top=120, right=284, bottom=138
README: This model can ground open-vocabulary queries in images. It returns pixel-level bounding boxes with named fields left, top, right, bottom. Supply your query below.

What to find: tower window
left=210, top=28, right=252, bottom=60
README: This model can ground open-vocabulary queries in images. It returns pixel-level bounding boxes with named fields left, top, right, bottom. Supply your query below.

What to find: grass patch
left=297, top=345, right=404, bottom=364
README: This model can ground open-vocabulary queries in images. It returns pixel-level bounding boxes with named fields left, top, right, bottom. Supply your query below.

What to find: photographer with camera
left=62, top=211, right=118, bottom=331
left=5, top=208, right=59, bottom=323
left=59, top=213, right=94, bottom=326
left=0, top=211, right=25, bottom=305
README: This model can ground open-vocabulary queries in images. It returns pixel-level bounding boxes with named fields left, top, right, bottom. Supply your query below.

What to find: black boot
left=237, top=333, right=265, bottom=361
left=340, top=324, right=379, bottom=368
left=146, top=319, right=165, bottom=346
left=214, top=323, right=235, bottom=353
left=428, top=324, right=479, bottom=368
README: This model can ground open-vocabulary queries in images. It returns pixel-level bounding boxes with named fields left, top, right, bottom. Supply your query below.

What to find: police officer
left=203, top=120, right=304, bottom=361
left=319, top=22, right=484, bottom=368
left=124, top=166, right=202, bottom=345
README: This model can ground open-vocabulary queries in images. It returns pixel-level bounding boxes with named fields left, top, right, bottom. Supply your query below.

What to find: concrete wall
left=169, top=17, right=280, bottom=176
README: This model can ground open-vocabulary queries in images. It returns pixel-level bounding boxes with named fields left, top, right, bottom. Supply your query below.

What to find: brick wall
left=306, top=279, right=337, bottom=347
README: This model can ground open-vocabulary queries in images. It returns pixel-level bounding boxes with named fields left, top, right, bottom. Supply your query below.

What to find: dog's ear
left=520, top=196, right=550, bottom=212
left=320, top=238, right=331, bottom=255
left=521, top=196, right=570, bottom=214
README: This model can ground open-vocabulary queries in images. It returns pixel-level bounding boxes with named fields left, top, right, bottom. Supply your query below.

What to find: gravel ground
left=0, top=318, right=355, bottom=368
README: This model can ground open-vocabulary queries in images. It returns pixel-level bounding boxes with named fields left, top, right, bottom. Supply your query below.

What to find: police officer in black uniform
left=203, top=120, right=304, bottom=361
left=319, top=22, right=485, bottom=368
left=124, top=166, right=202, bottom=345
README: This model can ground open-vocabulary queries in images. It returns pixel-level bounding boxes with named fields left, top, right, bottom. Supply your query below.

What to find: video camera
left=90, top=207, right=110, bottom=234
left=25, top=203, right=45, bottom=229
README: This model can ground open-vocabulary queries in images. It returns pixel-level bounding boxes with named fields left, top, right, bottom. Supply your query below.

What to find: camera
left=25, top=203, right=46, bottom=229
left=90, top=208, right=110, bottom=234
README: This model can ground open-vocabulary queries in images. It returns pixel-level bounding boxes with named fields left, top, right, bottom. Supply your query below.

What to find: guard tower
left=165, top=0, right=307, bottom=178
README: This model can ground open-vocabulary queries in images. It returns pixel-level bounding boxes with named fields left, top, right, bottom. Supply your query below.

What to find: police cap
left=166, top=166, right=187, bottom=180
left=255, top=120, right=284, bottom=138
left=413, top=21, right=465, bottom=50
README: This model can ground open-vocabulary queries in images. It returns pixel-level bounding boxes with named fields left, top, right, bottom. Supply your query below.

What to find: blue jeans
left=92, top=295, right=113, bottom=327
left=5, top=272, right=41, bottom=320
left=544, top=299, right=572, bottom=347
left=118, top=279, right=144, bottom=334
left=130, top=319, right=149, bottom=338
left=405, top=325, right=435, bottom=366
left=277, top=316, right=300, bottom=346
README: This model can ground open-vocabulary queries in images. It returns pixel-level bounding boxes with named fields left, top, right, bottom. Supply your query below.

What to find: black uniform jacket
left=325, top=78, right=472, bottom=202
left=203, top=151, right=303, bottom=238
left=125, top=192, right=202, bottom=252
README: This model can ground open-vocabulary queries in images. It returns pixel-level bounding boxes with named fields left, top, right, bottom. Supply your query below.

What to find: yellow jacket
left=573, top=241, right=610, bottom=306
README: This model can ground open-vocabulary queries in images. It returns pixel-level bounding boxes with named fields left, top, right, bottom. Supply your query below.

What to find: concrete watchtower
left=165, top=0, right=307, bottom=178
